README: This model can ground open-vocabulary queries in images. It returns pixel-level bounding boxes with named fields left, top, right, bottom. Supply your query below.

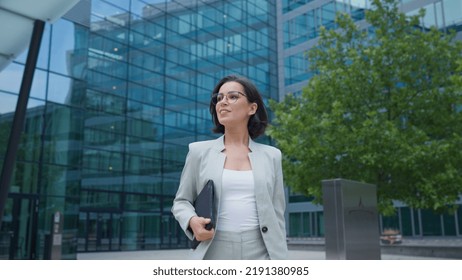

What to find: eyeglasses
left=211, top=91, right=246, bottom=105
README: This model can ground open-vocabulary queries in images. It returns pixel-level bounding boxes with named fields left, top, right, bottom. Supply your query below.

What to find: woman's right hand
left=189, top=216, right=214, bottom=241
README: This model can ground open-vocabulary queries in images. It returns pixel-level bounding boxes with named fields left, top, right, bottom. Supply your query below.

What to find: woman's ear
left=248, top=102, right=258, bottom=115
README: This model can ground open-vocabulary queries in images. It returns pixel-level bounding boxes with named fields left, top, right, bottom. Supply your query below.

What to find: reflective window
left=49, top=20, right=77, bottom=76
left=289, top=212, right=302, bottom=237
left=3, top=0, right=279, bottom=257
left=30, top=69, right=48, bottom=100
left=421, top=209, right=442, bottom=236
left=10, top=162, right=39, bottom=194
left=443, top=212, right=457, bottom=236
left=16, top=99, right=45, bottom=163
left=406, top=0, right=462, bottom=31
left=458, top=207, right=462, bottom=234
left=285, top=53, right=312, bottom=85
left=0, top=91, right=18, bottom=114
left=443, top=0, right=462, bottom=30
left=47, top=73, right=73, bottom=105
left=103, top=0, right=130, bottom=11
left=399, top=207, right=413, bottom=236
left=91, top=0, right=129, bottom=21
left=42, top=104, right=84, bottom=166
left=15, top=23, right=51, bottom=70
left=0, top=62, right=24, bottom=94
left=321, top=2, right=336, bottom=30
left=422, top=3, right=437, bottom=28
left=435, top=1, right=444, bottom=29
left=282, top=0, right=315, bottom=13
left=0, top=92, right=17, bottom=170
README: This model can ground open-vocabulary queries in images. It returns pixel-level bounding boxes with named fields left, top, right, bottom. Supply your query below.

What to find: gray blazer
left=171, top=135, right=288, bottom=259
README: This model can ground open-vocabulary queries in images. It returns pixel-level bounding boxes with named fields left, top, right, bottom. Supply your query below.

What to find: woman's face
left=215, top=81, right=257, bottom=128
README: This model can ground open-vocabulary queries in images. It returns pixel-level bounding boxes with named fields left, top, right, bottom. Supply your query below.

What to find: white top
left=217, top=169, right=259, bottom=232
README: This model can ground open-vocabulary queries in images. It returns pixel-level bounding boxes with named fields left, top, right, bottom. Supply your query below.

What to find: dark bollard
left=322, top=179, right=381, bottom=260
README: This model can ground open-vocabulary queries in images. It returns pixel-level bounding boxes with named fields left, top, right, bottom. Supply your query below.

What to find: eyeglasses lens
left=212, top=92, right=242, bottom=104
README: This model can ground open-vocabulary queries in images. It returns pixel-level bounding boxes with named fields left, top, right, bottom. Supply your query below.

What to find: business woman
left=171, top=75, right=288, bottom=260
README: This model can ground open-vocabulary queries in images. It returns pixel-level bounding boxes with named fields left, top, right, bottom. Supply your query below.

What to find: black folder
left=191, top=179, right=215, bottom=249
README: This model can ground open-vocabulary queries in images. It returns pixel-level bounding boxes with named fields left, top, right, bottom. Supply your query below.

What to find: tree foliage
left=268, top=0, right=462, bottom=214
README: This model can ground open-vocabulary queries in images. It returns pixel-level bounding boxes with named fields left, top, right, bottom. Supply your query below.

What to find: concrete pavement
left=77, top=248, right=454, bottom=260
left=77, top=236, right=462, bottom=260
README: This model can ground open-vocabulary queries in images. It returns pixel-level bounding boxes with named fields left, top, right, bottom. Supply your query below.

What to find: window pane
left=443, top=212, right=456, bottom=236
left=443, top=0, right=462, bottom=28
left=0, top=62, right=24, bottom=94
left=50, top=20, right=77, bottom=76
left=399, top=207, right=413, bottom=236
left=421, top=209, right=442, bottom=236
left=47, top=73, right=73, bottom=104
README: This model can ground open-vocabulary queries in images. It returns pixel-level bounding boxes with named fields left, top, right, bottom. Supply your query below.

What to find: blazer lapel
left=207, top=136, right=226, bottom=221
left=248, top=139, right=268, bottom=211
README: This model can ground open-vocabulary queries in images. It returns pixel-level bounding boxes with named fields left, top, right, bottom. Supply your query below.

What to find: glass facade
left=281, top=0, right=462, bottom=238
left=0, top=0, right=277, bottom=259
left=282, top=0, right=462, bottom=91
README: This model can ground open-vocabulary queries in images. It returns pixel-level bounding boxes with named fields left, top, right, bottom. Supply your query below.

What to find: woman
left=171, top=75, right=288, bottom=260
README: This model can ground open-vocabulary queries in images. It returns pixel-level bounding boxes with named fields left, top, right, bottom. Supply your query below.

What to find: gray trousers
left=203, top=228, right=270, bottom=260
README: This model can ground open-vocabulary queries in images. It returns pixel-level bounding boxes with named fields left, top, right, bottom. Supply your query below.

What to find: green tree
left=268, top=0, right=462, bottom=214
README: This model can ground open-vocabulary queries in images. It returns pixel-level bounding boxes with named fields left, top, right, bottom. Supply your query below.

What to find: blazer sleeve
left=273, top=149, right=287, bottom=237
left=171, top=144, right=199, bottom=240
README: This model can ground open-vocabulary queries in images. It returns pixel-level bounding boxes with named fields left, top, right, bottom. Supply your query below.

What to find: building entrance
left=0, top=194, right=37, bottom=259
left=78, top=211, right=121, bottom=252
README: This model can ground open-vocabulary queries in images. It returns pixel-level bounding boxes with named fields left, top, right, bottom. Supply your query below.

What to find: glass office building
left=1, top=0, right=461, bottom=260
left=0, top=0, right=277, bottom=259
left=281, top=0, right=462, bottom=238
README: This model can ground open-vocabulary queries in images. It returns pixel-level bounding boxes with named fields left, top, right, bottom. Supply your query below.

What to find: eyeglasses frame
left=211, top=91, right=246, bottom=105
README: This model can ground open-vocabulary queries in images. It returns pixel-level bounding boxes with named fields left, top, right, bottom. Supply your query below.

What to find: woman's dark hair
left=209, top=74, right=268, bottom=139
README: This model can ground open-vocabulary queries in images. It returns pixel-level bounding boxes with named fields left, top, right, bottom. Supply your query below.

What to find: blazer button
left=261, top=226, right=268, bottom=233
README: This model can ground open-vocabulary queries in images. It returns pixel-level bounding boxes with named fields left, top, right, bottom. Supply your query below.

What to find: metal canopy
left=0, top=0, right=80, bottom=71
